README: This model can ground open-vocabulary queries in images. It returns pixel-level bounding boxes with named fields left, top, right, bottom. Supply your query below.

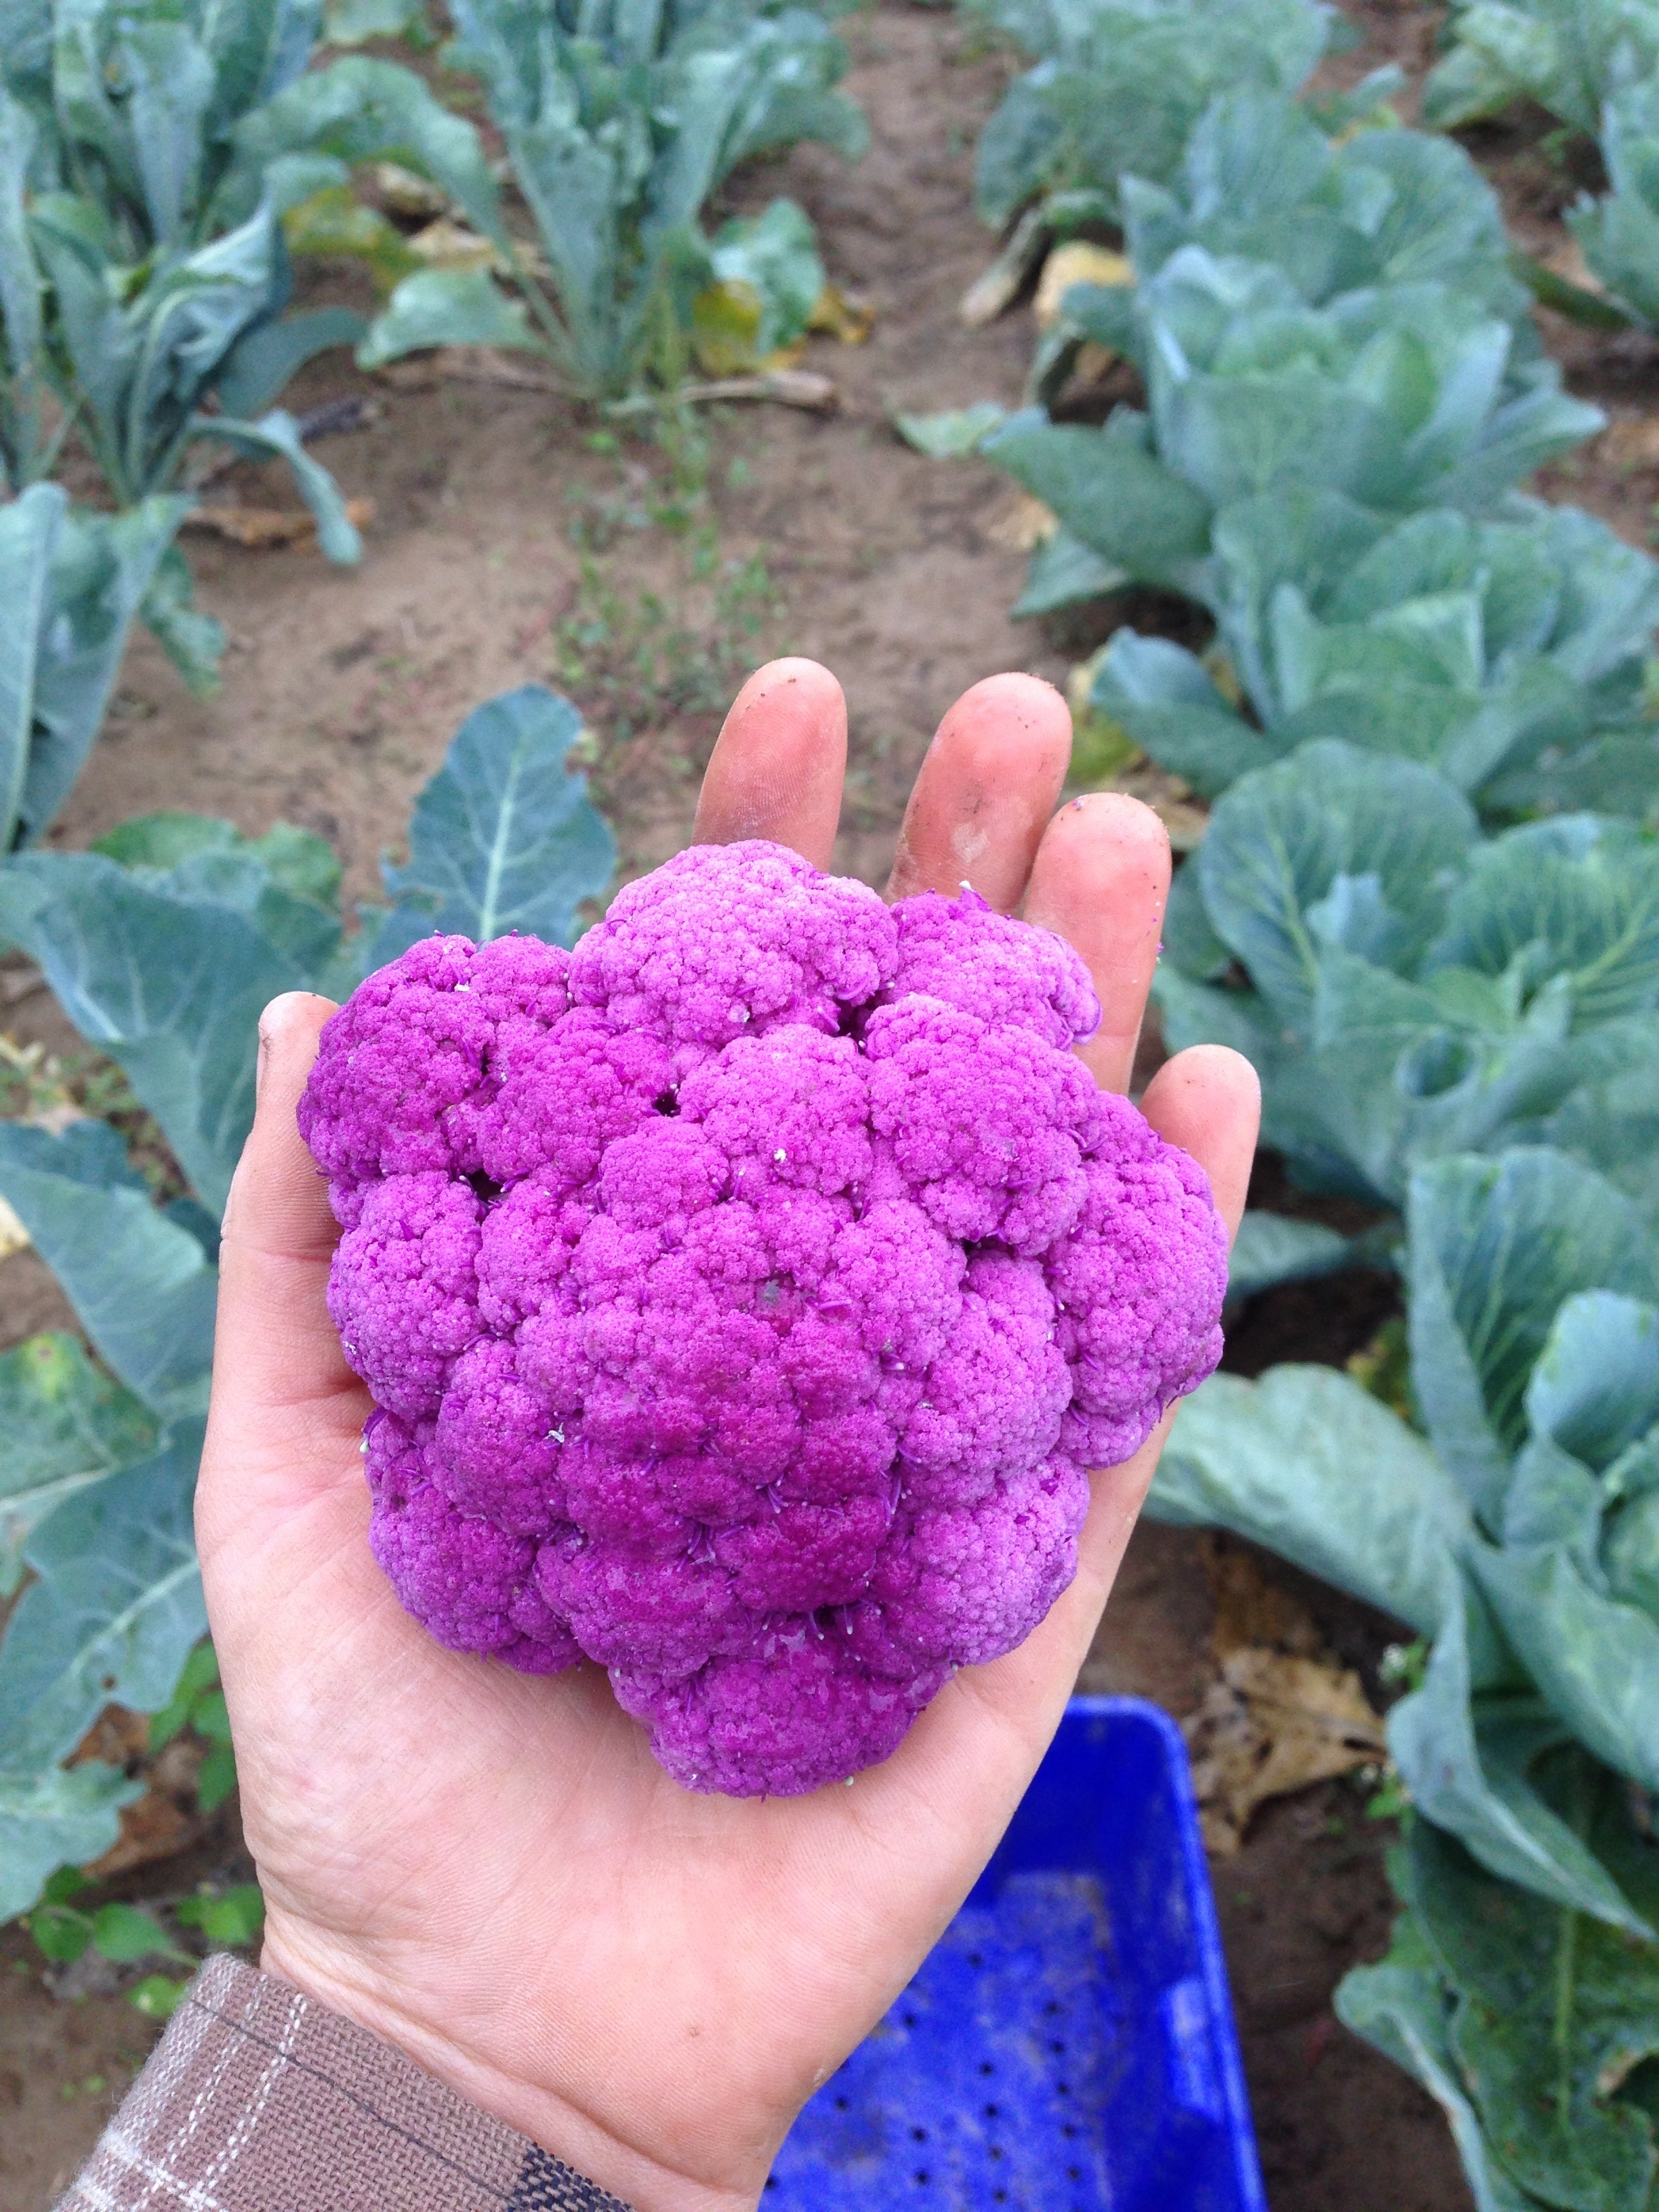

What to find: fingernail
left=255, top=1020, right=271, bottom=1107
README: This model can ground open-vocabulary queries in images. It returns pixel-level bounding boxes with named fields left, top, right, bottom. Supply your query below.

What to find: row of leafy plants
left=0, top=0, right=867, bottom=784
left=0, top=0, right=867, bottom=2001
left=914, top=2, right=1659, bottom=2204
left=0, top=680, right=617, bottom=1938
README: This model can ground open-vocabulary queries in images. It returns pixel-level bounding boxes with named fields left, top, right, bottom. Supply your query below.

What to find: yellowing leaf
left=1033, top=243, right=1132, bottom=329
left=1093, top=758, right=1209, bottom=849
left=689, top=281, right=812, bottom=376
left=1073, top=340, right=1119, bottom=386
left=1200, top=645, right=1244, bottom=708
left=0, top=1195, right=29, bottom=1261
left=407, top=218, right=508, bottom=275
left=690, top=279, right=767, bottom=375
left=985, top=489, right=1058, bottom=550
left=1067, top=647, right=1142, bottom=783
left=283, top=187, right=421, bottom=296
left=371, top=163, right=447, bottom=219
left=807, top=284, right=874, bottom=344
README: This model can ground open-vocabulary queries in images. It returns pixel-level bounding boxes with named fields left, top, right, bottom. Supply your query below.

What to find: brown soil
left=12, top=0, right=1651, bottom=2203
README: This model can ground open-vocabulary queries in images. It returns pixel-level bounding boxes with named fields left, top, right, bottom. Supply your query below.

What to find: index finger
left=692, top=657, right=846, bottom=865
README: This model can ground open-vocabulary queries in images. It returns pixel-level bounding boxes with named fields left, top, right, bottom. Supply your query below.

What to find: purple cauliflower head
left=299, top=840, right=1227, bottom=1796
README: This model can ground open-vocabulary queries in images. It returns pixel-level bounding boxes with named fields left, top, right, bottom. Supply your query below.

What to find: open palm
left=197, top=659, right=1258, bottom=2212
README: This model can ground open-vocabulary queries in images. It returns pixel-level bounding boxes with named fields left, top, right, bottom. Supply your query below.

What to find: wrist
left=258, top=1913, right=771, bottom=2212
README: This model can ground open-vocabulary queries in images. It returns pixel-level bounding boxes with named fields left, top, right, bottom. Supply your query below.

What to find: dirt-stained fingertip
left=886, top=671, right=1072, bottom=911
left=1023, top=792, right=1172, bottom=1095
left=693, top=657, right=847, bottom=866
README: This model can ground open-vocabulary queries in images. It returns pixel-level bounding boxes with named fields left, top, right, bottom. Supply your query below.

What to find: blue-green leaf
left=0, top=1124, right=216, bottom=1417
left=0, top=1335, right=158, bottom=1598
left=213, top=306, right=366, bottom=419
left=141, top=546, right=226, bottom=699
left=22, top=496, right=194, bottom=843
left=1401, top=1808, right=1659, bottom=2212
left=1525, top=1292, right=1659, bottom=1472
left=1197, top=742, right=1477, bottom=1036
left=0, top=853, right=313, bottom=1212
left=1011, top=525, right=1128, bottom=618
left=0, top=1761, right=142, bottom=1923
left=0, top=482, right=60, bottom=852
left=377, top=683, right=615, bottom=954
left=220, top=54, right=505, bottom=244
left=1225, top=1211, right=1360, bottom=1300
left=982, top=410, right=1213, bottom=595
left=1473, top=1544, right=1659, bottom=1796
left=188, top=409, right=361, bottom=565
left=1153, top=1364, right=1465, bottom=1637
left=1389, top=1589, right=1653, bottom=1936
left=893, top=405, right=1008, bottom=459
left=1336, top=1943, right=1538, bottom=2212
left=358, top=266, right=544, bottom=369
left=1406, top=1149, right=1658, bottom=1528
left=1090, top=628, right=1278, bottom=797
left=0, top=1422, right=206, bottom=1777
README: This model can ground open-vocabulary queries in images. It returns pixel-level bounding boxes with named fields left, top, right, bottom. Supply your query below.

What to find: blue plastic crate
left=766, top=1696, right=1266, bottom=2212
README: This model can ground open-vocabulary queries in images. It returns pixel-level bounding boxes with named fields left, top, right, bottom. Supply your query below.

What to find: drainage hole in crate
left=902, top=2011, right=918, bottom=2028
left=988, top=2145, right=1004, bottom=2162
left=967, top=1952, right=983, bottom=1967
left=1044, top=2000, right=1062, bottom=2016
left=1068, top=2167, right=1083, bottom=2183
left=1056, top=2082, right=1071, bottom=2097
left=1049, top=2039, right=1067, bottom=2055
left=911, top=2127, right=928, bottom=2143
left=993, top=2192, right=1008, bottom=2205
left=1061, top=2122, right=1078, bottom=2139
left=914, top=2171, right=930, bottom=2187
left=834, top=2097, right=849, bottom=2112
left=979, top=2061, right=996, bottom=2076
left=983, top=2104, right=999, bottom=2120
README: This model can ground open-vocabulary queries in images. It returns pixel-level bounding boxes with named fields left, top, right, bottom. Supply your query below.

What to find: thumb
left=200, top=993, right=362, bottom=1541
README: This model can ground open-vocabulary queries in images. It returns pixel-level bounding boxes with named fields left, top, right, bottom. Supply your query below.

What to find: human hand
left=197, top=659, right=1258, bottom=2211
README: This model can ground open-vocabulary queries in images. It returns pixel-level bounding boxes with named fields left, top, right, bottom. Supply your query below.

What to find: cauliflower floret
left=301, top=844, right=1228, bottom=1797
left=300, top=936, right=571, bottom=1210
left=568, top=840, right=897, bottom=1047
left=888, top=885, right=1101, bottom=1048
left=365, top=1412, right=580, bottom=1673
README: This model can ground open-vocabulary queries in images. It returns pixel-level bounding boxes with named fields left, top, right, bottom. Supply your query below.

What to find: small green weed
left=1346, top=1318, right=1414, bottom=1427
left=150, top=1643, right=239, bottom=1813
left=552, top=413, right=785, bottom=756
left=24, top=1858, right=264, bottom=2018
left=554, top=550, right=783, bottom=750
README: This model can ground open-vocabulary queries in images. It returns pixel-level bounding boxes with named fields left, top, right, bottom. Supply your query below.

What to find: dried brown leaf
left=374, top=346, right=560, bottom=392
left=371, top=161, right=448, bottom=219
left=985, top=489, right=1058, bottom=551
left=1599, top=415, right=1659, bottom=472
left=808, top=284, right=875, bottom=345
left=1185, top=1652, right=1385, bottom=1854
left=1206, top=1539, right=1324, bottom=1658
left=183, top=498, right=376, bottom=550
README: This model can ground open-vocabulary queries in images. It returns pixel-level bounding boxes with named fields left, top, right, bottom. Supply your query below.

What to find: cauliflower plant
left=299, top=840, right=1227, bottom=1795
